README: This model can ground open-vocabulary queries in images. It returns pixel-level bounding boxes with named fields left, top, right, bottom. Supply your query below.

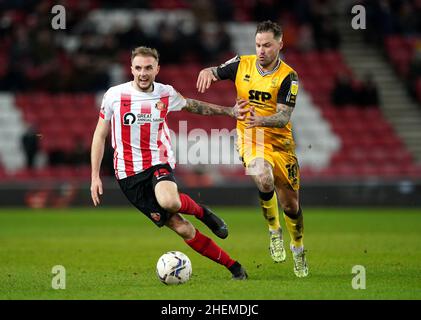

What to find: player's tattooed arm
left=184, top=98, right=232, bottom=116
left=245, top=103, right=294, bottom=128
left=196, top=67, right=220, bottom=93
left=208, top=67, right=221, bottom=80
left=200, top=66, right=220, bottom=80
left=184, top=98, right=249, bottom=119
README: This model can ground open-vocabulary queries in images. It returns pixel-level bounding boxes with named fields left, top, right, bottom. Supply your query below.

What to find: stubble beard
left=135, top=78, right=153, bottom=92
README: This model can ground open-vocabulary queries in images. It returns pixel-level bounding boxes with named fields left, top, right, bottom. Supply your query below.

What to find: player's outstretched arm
left=183, top=98, right=249, bottom=120
left=245, top=103, right=294, bottom=129
left=196, top=67, right=220, bottom=93
left=90, top=118, right=110, bottom=206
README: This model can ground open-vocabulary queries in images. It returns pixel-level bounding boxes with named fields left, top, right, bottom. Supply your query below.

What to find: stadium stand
left=1, top=0, right=421, bottom=185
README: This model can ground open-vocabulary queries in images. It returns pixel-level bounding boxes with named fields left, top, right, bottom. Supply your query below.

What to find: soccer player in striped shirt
left=90, top=46, right=248, bottom=280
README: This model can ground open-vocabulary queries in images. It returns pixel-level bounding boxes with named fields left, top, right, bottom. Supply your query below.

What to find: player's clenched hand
left=245, top=107, right=263, bottom=128
left=196, top=68, right=217, bottom=93
left=90, top=177, right=103, bottom=206
left=232, top=99, right=249, bottom=120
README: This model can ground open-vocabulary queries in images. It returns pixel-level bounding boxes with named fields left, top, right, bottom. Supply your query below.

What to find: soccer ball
left=156, top=251, right=192, bottom=285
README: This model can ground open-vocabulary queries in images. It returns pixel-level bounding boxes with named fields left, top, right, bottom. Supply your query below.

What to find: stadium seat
left=7, top=42, right=418, bottom=183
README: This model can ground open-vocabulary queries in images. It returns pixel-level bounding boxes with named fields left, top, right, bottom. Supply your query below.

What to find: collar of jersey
left=130, top=81, right=155, bottom=94
left=256, top=57, right=281, bottom=77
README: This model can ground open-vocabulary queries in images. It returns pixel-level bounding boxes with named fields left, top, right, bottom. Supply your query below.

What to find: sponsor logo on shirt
left=123, top=112, right=164, bottom=125
left=290, top=81, right=299, bottom=95
left=123, top=112, right=136, bottom=125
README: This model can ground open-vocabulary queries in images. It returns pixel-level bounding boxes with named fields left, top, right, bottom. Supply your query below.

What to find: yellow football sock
left=259, top=191, right=281, bottom=231
left=283, top=207, right=304, bottom=248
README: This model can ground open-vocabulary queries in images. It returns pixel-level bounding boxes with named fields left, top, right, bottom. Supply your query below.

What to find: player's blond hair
left=131, top=46, right=160, bottom=62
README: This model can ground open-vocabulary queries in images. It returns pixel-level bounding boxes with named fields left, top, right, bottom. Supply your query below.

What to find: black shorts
left=117, top=163, right=176, bottom=227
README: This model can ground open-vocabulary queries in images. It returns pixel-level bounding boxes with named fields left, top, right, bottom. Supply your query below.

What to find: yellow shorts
left=237, top=139, right=300, bottom=191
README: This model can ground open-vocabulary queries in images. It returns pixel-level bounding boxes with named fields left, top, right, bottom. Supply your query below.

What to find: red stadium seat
left=355, top=164, right=381, bottom=177
left=378, top=164, right=404, bottom=178
left=324, top=163, right=355, bottom=178
left=405, top=165, right=421, bottom=178
left=12, top=168, right=36, bottom=180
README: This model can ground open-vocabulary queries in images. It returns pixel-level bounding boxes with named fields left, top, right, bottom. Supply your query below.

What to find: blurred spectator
left=153, top=22, right=183, bottom=64
left=251, top=0, right=281, bottom=22
left=69, top=138, right=89, bottom=166
left=98, top=34, right=119, bottom=59
left=102, top=139, right=115, bottom=176
left=331, top=73, right=357, bottom=106
left=78, top=32, right=100, bottom=56
left=296, top=24, right=316, bottom=52
left=100, top=0, right=150, bottom=9
left=314, top=18, right=340, bottom=50
left=48, top=149, right=66, bottom=166
left=1, top=25, right=31, bottom=90
left=364, top=0, right=420, bottom=43
left=357, top=73, right=380, bottom=106
left=0, top=0, right=348, bottom=92
left=361, top=0, right=420, bottom=106
left=21, top=124, right=39, bottom=169
left=187, top=0, right=216, bottom=23
left=397, top=1, right=419, bottom=36
left=363, top=0, right=394, bottom=44
left=213, top=0, right=235, bottom=22
left=117, top=19, right=151, bottom=50
left=196, top=24, right=232, bottom=64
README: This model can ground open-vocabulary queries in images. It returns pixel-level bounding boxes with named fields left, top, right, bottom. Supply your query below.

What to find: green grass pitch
left=1, top=207, right=420, bottom=300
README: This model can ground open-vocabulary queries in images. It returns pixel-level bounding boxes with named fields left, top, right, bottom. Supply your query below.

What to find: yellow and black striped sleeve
left=216, top=55, right=240, bottom=81
left=277, top=72, right=299, bottom=107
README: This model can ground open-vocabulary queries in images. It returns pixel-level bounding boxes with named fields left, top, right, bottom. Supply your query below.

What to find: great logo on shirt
left=122, top=110, right=164, bottom=126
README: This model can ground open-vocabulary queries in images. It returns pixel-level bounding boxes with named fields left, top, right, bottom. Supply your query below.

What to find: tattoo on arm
left=184, top=98, right=233, bottom=117
left=260, top=104, right=294, bottom=128
left=210, top=67, right=220, bottom=80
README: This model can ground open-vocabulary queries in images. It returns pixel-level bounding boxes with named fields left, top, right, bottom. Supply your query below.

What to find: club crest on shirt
left=155, top=100, right=167, bottom=111
left=271, top=78, right=279, bottom=88
left=290, top=81, right=299, bottom=95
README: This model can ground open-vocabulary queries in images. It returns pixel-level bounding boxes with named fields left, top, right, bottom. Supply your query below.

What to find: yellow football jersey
left=217, top=55, right=299, bottom=153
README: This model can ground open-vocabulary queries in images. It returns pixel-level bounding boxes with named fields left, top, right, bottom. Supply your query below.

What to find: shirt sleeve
left=99, top=89, right=113, bottom=120
left=216, top=55, right=240, bottom=81
left=277, top=72, right=299, bottom=107
left=167, top=85, right=187, bottom=112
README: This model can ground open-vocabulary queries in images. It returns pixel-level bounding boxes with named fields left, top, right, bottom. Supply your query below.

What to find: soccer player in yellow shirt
left=197, top=20, right=308, bottom=277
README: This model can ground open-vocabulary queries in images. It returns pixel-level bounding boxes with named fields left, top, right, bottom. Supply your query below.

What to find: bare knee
left=253, top=171, right=274, bottom=192
left=155, top=181, right=181, bottom=213
left=283, top=201, right=299, bottom=217
left=250, top=160, right=274, bottom=192
left=166, top=214, right=195, bottom=240
left=158, top=195, right=181, bottom=213
left=275, top=182, right=300, bottom=217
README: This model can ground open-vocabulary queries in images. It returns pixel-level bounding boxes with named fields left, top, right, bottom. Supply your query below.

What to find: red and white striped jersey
left=99, top=81, right=186, bottom=179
